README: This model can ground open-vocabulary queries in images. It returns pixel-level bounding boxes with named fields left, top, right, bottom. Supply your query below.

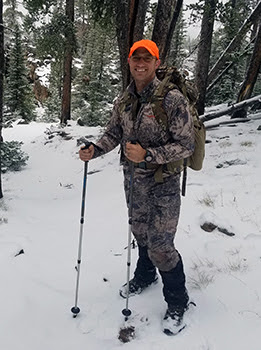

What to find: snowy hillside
left=0, top=114, right=261, bottom=350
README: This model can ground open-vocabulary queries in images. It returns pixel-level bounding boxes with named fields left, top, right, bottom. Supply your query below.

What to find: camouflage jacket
left=93, top=76, right=194, bottom=167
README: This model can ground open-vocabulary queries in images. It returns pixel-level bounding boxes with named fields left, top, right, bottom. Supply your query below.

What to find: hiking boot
left=119, top=245, right=158, bottom=298
left=119, top=274, right=158, bottom=299
left=162, top=304, right=188, bottom=336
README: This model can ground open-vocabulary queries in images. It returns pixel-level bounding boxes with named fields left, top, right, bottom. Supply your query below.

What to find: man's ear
left=128, top=57, right=130, bottom=64
left=155, top=59, right=161, bottom=69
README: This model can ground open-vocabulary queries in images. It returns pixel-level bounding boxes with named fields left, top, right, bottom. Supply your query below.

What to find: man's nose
left=136, top=57, right=147, bottom=63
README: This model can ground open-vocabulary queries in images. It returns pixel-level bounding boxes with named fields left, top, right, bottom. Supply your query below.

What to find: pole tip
left=122, top=308, right=132, bottom=317
left=71, top=306, right=80, bottom=317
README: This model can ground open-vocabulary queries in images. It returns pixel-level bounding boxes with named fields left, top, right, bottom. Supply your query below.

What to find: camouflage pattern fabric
left=123, top=166, right=181, bottom=271
left=92, top=76, right=194, bottom=271
left=93, top=76, right=194, bottom=164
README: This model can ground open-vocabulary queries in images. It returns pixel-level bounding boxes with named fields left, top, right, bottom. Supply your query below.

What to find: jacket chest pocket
left=136, top=104, right=168, bottom=146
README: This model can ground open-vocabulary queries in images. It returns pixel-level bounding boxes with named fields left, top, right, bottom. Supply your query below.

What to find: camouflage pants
left=123, top=166, right=181, bottom=272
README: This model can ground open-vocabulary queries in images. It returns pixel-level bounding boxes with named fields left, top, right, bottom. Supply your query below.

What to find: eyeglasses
left=130, top=55, right=156, bottom=63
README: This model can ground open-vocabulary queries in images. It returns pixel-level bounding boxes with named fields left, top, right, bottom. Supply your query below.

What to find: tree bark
left=152, top=0, right=176, bottom=59
left=194, top=0, right=217, bottom=116
left=162, top=0, right=183, bottom=63
left=115, top=0, right=131, bottom=90
left=0, top=0, right=4, bottom=198
left=115, top=0, right=149, bottom=90
left=231, top=20, right=261, bottom=118
left=60, top=0, right=74, bottom=124
left=207, top=1, right=261, bottom=86
left=131, top=0, right=149, bottom=42
left=237, top=22, right=261, bottom=102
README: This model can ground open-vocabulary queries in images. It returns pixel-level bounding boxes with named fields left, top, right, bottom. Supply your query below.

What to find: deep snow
left=1, top=113, right=261, bottom=350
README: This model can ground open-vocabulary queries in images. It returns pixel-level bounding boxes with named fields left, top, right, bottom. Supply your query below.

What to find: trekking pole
left=122, top=139, right=137, bottom=320
left=71, top=142, right=91, bottom=318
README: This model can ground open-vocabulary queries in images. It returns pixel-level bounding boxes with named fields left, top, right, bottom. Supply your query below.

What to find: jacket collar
left=127, top=76, right=160, bottom=100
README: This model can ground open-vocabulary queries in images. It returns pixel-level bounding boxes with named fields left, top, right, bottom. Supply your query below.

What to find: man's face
left=128, top=48, right=160, bottom=88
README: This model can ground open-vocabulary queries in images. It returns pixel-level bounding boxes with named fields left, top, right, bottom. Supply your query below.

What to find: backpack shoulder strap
left=118, top=90, right=142, bottom=122
left=118, top=90, right=132, bottom=114
left=149, top=80, right=177, bottom=131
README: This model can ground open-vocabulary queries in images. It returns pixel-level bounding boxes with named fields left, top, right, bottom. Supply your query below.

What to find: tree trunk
left=232, top=21, right=261, bottom=118
left=152, top=0, right=176, bottom=59
left=60, top=0, right=74, bottom=124
left=0, top=0, right=4, bottom=198
left=237, top=22, right=261, bottom=102
left=98, top=38, right=106, bottom=81
left=115, top=0, right=131, bottom=90
left=207, top=1, right=261, bottom=86
left=115, top=0, right=149, bottom=90
left=162, top=0, right=183, bottom=63
left=194, top=0, right=217, bottom=116
left=131, top=0, right=149, bottom=42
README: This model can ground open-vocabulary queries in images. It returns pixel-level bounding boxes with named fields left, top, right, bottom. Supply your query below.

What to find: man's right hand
left=79, top=144, right=95, bottom=161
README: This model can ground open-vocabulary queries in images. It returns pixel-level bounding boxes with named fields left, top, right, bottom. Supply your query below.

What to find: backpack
left=154, top=66, right=205, bottom=170
left=120, top=66, right=206, bottom=195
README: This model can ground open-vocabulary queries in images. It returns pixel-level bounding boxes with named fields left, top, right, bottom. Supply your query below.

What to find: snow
left=1, top=113, right=261, bottom=349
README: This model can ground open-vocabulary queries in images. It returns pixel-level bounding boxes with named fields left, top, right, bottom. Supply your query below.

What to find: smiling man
left=79, top=39, right=194, bottom=335
left=128, top=41, right=161, bottom=93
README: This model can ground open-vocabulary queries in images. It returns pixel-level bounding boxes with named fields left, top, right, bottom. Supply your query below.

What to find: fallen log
left=200, top=94, right=261, bottom=122
left=205, top=118, right=251, bottom=130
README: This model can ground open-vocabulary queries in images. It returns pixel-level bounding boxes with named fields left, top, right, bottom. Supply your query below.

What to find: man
left=79, top=39, right=194, bottom=335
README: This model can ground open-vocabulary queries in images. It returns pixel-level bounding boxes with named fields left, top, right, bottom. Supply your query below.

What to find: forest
left=0, top=0, right=261, bottom=198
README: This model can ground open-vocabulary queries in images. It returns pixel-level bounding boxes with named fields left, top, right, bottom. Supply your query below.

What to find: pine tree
left=3, top=0, right=24, bottom=43
left=24, top=5, right=69, bottom=121
left=24, top=2, right=73, bottom=123
left=1, top=140, right=29, bottom=173
left=4, top=25, right=35, bottom=122
left=71, top=16, right=120, bottom=126
left=61, top=0, right=75, bottom=124
left=43, top=60, right=63, bottom=122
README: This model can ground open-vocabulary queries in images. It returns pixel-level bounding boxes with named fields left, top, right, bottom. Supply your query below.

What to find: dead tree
left=194, top=0, right=218, bottom=116
left=60, top=0, right=75, bottom=124
left=207, top=1, right=261, bottom=86
left=206, top=38, right=256, bottom=93
left=200, top=94, right=261, bottom=122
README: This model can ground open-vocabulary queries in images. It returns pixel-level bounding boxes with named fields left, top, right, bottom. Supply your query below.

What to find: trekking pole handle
left=82, top=141, right=92, bottom=150
left=129, top=137, right=137, bottom=145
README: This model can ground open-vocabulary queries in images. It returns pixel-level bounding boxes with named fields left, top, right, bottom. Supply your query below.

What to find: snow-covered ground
left=1, top=114, right=261, bottom=350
